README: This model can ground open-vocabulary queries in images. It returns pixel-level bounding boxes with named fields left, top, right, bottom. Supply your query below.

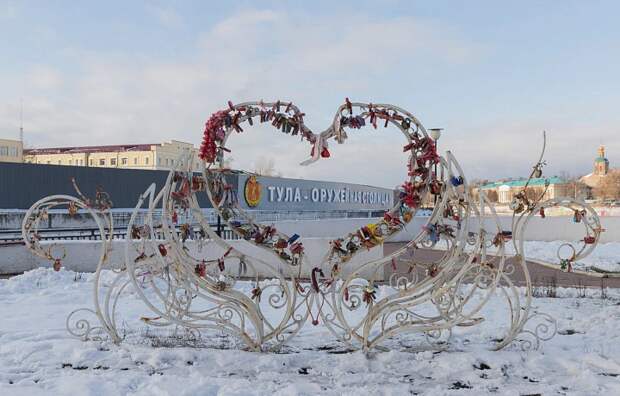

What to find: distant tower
left=594, top=145, right=609, bottom=176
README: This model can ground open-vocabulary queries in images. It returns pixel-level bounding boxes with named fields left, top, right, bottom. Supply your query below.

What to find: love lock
left=46, top=244, right=66, bottom=272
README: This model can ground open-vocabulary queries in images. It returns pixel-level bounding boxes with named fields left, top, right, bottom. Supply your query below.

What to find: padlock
left=287, top=234, right=300, bottom=245
left=583, top=235, right=596, bottom=244
left=401, top=118, right=411, bottom=130
left=289, top=242, right=304, bottom=255
left=251, top=287, right=262, bottom=301
left=68, top=201, right=78, bottom=217
left=195, top=262, right=206, bottom=277
left=362, top=286, right=376, bottom=305
left=425, top=224, right=440, bottom=243
left=430, top=180, right=442, bottom=195
left=180, top=223, right=191, bottom=242
left=573, top=209, right=586, bottom=223
left=450, top=176, right=464, bottom=186
left=223, top=114, right=232, bottom=128
left=346, top=240, right=359, bottom=253
left=246, top=108, right=254, bottom=125
left=345, top=97, right=353, bottom=114
left=131, top=225, right=141, bottom=240
left=331, top=239, right=348, bottom=255
left=402, top=211, right=413, bottom=223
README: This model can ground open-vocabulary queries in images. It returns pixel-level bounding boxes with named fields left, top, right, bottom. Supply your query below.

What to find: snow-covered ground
left=2, top=268, right=620, bottom=395
left=512, top=241, right=620, bottom=272
left=433, top=241, right=620, bottom=273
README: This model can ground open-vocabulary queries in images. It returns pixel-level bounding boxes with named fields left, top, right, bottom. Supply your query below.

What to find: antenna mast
left=19, top=98, right=24, bottom=143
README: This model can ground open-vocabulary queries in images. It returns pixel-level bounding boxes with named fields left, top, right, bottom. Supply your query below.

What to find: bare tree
left=593, top=170, right=620, bottom=201
left=486, top=190, right=499, bottom=203
left=558, top=170, right=573, bottom=182
left=222, top=156, right=234, bottom=169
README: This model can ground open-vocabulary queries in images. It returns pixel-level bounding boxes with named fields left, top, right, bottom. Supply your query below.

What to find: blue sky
left=1, top=1, right=619, bottom=188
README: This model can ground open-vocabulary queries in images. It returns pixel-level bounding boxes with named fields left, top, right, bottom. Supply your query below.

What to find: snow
left=2, top=267, right=620, bottom=395
left=433, top=240, right=620, bottom=273
left=514, top=241, right=620, bottom=272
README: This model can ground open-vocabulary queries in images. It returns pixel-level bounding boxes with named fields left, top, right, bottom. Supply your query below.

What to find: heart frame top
left=199, top=99, right=442, bottom=274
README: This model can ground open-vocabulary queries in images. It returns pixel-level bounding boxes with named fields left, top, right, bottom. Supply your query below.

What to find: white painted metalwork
left=22, top=100, right=604, bottom=352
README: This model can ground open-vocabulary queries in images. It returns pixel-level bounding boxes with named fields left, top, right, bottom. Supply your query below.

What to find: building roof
left=23, top=143, right=156, bottom=155
left=479, top=176, right=566, bottom=189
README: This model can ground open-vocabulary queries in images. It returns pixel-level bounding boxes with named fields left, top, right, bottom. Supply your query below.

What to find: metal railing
left=0, top=224, right=239, bottom=245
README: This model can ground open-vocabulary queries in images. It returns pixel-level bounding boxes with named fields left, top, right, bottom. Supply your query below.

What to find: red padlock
left=195, top=262, right=206, bottom=277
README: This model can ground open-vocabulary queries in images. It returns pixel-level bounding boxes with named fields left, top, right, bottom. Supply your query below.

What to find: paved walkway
left=384, top=242, right=620, bottom=289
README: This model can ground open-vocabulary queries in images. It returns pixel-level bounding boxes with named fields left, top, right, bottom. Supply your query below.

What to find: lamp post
left=428, top=128, right=443, bottom=206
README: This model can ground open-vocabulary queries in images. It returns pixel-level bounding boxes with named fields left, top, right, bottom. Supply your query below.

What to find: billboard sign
left=237, top=174, right=393, bottom=211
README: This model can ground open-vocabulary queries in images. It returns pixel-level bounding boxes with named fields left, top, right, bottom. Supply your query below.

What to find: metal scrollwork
left=22, top=100, right=605, bottom=354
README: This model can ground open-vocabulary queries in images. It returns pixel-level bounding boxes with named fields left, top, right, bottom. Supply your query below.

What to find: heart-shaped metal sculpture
left=22, top=99, right=604, bottom=354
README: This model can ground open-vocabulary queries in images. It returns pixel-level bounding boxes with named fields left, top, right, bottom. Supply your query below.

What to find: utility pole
left=19, top=98, right=24, bottom=143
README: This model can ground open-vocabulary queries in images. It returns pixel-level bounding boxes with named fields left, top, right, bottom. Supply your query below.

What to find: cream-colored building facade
left=0, top=138, right=23, bottom=163
left=24, top=140, right=202, bottom=171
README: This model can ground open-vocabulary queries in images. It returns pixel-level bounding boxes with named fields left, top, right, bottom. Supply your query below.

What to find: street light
left=428, top=128, right=443, bottom=206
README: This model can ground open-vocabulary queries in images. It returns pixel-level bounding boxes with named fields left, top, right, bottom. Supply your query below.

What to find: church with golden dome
left=580, top=145, right=614, bottom=189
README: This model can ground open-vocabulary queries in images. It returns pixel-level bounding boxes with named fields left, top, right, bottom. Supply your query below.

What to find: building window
left=100, top=159, right=105, bottom=166
left=121, top=157, right=127, bottom=165
left=0, top=146, right=8, bottom=156
left=158, top=158, right=161, bottom=165
left=145, top=157, right=149, bottom=165
left=58, top=160, right=61, bottom=165
left=110, top=158, right=117, bottom=166
left=46, top=161, right=51, bottom=164
left=134, top=158, right=137, bottom=165
left=9, top=147, right=18, bottom=156
left=90, top=159, right=93, bottom=166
